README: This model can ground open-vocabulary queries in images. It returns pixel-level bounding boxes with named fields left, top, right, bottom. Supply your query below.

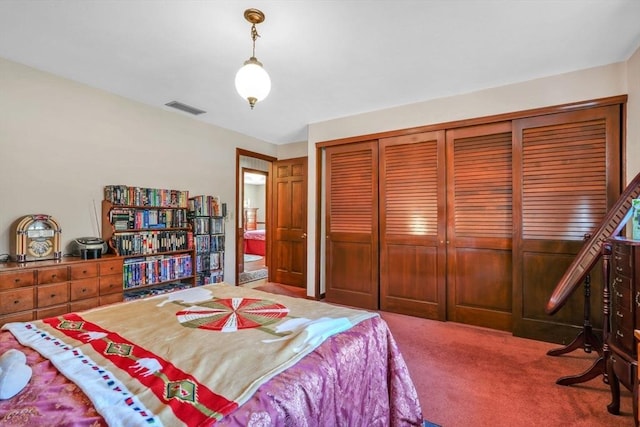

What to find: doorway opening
left=236, top=149, right=275, bottom=285
left=239, top=168, right=268, bottom=283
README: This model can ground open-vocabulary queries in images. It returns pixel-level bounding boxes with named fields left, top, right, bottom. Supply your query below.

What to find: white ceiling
left=1, top=0, right=639, bottom=145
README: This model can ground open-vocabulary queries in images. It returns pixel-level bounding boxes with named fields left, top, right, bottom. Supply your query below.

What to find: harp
left=545, top=171, right=640, bottom=386
left=546, top=171, right=640, bottom=315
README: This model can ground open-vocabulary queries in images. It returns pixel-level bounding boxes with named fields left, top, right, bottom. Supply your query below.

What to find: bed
left=243, top=229, right=266, bottom=256
left=0, top=283, right=423, bottom=426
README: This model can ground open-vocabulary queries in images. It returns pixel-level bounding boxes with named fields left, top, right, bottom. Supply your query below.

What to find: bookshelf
left=102, top=185, right=196, bottom=300
left=188, top=195, right=225, bottom=286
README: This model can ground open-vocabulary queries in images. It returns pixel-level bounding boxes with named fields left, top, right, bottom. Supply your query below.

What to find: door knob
left=301, top=233, right=307, bottom=239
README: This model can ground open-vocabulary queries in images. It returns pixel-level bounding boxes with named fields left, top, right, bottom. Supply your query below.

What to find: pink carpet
left=380, top=311, right=633, bottom=427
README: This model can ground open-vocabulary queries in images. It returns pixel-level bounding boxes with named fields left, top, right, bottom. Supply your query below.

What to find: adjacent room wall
left=627, top=45, right=640, bottom=182
left=277, top=141, right=308, bottom=160
left=307, top=57, right=640, bottom=296
left=0, top=57, right=277, bottom=282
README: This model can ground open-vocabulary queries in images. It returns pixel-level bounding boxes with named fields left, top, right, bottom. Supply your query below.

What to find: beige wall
left=627, top=46, right=640, bottom=182
left=0, top=57, right=277, bottom=281
left=276, top=141, right=307, bottom=160
left=3, top=45, right=639, bottom=295
left=307, top=54, right=640, bottom=295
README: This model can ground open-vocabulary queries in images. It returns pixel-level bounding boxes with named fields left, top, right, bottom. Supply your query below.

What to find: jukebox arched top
left=14, top=214, right=62, bottom=262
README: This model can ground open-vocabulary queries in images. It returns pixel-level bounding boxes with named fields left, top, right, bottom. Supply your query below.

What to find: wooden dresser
left=0, top=256, right=123, bottom=327
left=607, top=237, right=639, bottom=422
left=244, top=207, right=258, bottom=231
left=635, top=329, right=640, bottom=427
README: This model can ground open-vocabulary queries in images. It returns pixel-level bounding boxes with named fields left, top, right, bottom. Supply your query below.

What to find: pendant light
left=235, top=8, right=271, bottom=109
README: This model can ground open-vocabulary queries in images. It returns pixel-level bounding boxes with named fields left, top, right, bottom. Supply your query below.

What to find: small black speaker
left=222, top=203, right=227, bottom=217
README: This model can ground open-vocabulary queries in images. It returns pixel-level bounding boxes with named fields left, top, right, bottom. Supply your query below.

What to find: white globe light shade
left=235, top=58, right=271, bottom=107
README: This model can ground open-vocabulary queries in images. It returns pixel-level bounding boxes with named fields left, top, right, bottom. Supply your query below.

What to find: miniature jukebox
left=14, top=214, right=62, bottom=262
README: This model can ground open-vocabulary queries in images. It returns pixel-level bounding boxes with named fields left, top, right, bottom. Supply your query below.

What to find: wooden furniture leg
left=607, top=354, right=621, bottom=415
left=548, top=241, right=606, bottom=386
left=549, top=242, right=611, bottom=387
left=547, top=273, right=602, bottom=357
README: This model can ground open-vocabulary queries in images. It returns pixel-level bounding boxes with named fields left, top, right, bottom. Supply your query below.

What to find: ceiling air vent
left=164, top=101, right=206, bottom=116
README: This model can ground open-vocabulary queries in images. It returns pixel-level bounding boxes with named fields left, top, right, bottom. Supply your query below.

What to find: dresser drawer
left=612, top=323, right=635, bottom=354
left=612, top=253, right=633, bottom=278
left=612, top=303, right=634, bottom=330
left=0, top=288, right=35, bottom=314
left=70, top=297, right=99, bottom=313
left=612, top=274, right=632, bottom=292
left=70, top=263, right=98, bottom=280
left=100, top=259, right=123, bottom=276
left=38, top=267, right=69, bottom=284
left=0, top=271, right=35, bottom=291
left=610, top=352, right=636, bottom=390
left=70, top=277, right=99, bottom=301
left=612, top=282, right=632, bottom=310
left=100, top=292, right=123, bottom=306
left=37, top=282, right=69, bottom=307
left=37, top=304, right=69, bottom=319
left=99, top=274, right=123, bottom=295
left=0, top=310, right=35, bottom=327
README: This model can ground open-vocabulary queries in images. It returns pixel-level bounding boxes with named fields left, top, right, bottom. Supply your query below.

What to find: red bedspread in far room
left=244, top=229, right=265, bottom=256
left=0, top=284, right=423, bottom=426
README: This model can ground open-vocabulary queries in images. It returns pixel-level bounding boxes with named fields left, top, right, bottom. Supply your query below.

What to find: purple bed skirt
left=0, top=316, right=423, bottom=426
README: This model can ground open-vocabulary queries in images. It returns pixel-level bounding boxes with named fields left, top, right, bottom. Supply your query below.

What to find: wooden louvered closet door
left=325, top=141, right=379, bottom=309
left=379, top=131, right=446, bottom=319
left=512, top=105, right=621, bottom=342
left=446, top=122, right=514, bottom=331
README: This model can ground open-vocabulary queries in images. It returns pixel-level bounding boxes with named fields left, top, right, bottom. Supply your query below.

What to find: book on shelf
left=105, top=185, right=189, bottom=208
left=211, top=217, right=224, bottom=234
left=111, top=230, right=190, bottom=256
left=122, top=253, right=193, bottom=289
left=188, top=195, right=222, bottom=217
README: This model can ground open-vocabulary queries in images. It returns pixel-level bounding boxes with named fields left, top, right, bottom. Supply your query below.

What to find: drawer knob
left=14, top=300, right=19, bottom=305
left=616, top=330, right=624, bottom=339
left=616, top=310, right=624, bottom=318
left=13, top=278, right=21, bottom=284
left=616, top=266, right=622, bottom=272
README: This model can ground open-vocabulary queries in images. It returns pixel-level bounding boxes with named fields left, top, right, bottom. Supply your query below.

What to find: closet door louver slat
left=453, top=132, right=513, bottom=239
left=522, top=120, right=607, bottom=241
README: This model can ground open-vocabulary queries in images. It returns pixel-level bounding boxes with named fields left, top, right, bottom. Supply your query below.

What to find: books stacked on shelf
left=192, top=217, right=210, bottom=234
left=109, top=208, right=188, bottom=230
left=104, top=185, right=189, bottom=208
left=112, top=230, right=191, bottom=256
left=124, top=282, right=192, bottom=301
left=211, top=234, right=224, bottom=252
left=211, top=216, right=224, bottom=234
left=188, top=195, right=221, bottom=216
left=122, top=254, right=193, bottom=289
left=189, top=195, right=225, bottom=286
left=194, top=234, right=210, bottom=253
